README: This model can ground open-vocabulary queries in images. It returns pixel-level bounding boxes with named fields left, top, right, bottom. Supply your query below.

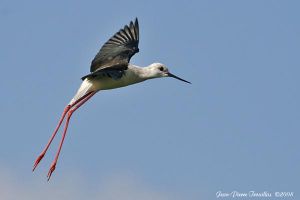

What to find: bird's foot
left=47, top=162, right=56, bottom=181
left=32, top=153, right=45, bottom=172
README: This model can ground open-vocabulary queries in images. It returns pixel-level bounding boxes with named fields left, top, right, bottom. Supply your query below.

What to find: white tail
left=69, top=79, right=94, bottom=105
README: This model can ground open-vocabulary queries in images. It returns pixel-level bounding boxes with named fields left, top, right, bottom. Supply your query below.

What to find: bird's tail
left=69, top=79, right=94, bottom=105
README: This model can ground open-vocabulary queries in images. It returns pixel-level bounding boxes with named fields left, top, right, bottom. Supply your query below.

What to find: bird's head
left=147, top=63, right=191, bottom=84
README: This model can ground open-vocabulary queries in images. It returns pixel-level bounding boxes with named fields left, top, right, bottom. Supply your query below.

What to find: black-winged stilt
left=33, top=18, right=190, bottom=180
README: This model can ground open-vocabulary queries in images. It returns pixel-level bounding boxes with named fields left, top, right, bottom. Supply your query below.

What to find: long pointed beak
left=167, top=72, right=191, bottom=84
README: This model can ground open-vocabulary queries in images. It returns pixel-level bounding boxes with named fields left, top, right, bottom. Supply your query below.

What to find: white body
left=91, top=65, right=146, bottom=90
left=69, top=64, right=163, bottom=105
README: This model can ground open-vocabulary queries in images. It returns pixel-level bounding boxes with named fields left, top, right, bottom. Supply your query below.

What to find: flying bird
left=33, top=18, right=190, bottom=180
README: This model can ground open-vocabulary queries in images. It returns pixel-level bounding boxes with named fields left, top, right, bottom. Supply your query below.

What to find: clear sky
left=0, top=0, right=299, bottom=199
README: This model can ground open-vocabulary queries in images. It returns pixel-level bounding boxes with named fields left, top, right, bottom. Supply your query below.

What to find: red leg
left=47, top=91, right=96, bottom=181
left=33, top=92, right=94, bottom=172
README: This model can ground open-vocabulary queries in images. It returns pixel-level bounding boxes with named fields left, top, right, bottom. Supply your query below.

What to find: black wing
left=90, top=18, right=139, bottom=73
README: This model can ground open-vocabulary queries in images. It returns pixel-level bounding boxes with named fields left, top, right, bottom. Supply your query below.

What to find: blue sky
left=0, top=0, right=299, bottom=199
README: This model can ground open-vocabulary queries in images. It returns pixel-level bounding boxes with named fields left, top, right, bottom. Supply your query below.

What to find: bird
left=32, top=18, right=190, bottom=181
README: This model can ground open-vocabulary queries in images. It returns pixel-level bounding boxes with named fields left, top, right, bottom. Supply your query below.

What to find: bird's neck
left=129, top=65, right=156, bottom=81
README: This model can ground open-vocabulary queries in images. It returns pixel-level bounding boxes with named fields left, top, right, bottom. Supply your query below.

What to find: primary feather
left=90, top=18, right=139, bottom=73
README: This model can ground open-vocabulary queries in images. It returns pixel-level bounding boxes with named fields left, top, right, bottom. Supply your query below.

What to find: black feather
left=90, top=18, right=140, bottom=73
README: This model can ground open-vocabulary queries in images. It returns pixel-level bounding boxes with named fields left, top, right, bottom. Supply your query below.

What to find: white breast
left=91, top=68, right=145, bottom=91
left=69, top=65, right=148, bottom=105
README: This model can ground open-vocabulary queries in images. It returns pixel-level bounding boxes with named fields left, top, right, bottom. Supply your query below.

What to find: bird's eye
left=159, top=67, right=164, bottom=71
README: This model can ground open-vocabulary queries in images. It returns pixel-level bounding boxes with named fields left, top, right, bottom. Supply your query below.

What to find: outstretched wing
left=90, top=18, right=139, bottom=73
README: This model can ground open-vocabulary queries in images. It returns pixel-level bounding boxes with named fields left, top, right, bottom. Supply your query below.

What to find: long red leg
left=33, top=92, right=94, bottom=172
left=47, top=91, right=96, bottom=181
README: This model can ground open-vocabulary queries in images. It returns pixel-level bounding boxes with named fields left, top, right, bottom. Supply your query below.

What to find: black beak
left=167, top=72, right=191, bottom=84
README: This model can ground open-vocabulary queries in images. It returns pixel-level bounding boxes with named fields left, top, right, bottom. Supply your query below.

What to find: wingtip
left=134, top=18, right=139, bottom=41
left=129, top=18, right=138, bottom=26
